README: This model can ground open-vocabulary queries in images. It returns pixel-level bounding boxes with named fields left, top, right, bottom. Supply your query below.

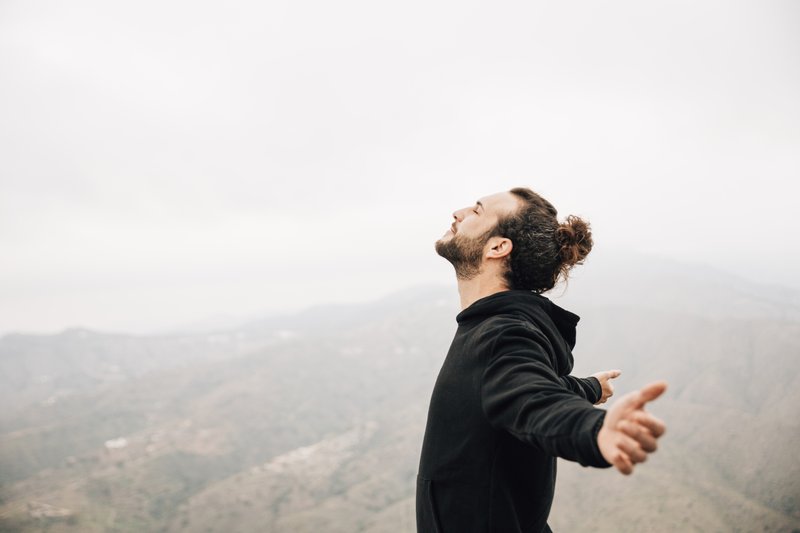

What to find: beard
left=435, top=229, right=494, bottom=280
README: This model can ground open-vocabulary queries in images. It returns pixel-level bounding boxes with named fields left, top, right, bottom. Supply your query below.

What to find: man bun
left=555, top=215, right=593, bottom=272
left=498, top=188, right=594, bottom=293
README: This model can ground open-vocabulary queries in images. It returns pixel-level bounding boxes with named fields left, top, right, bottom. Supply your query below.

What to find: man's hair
left=492, top=187, right=593, bottom=293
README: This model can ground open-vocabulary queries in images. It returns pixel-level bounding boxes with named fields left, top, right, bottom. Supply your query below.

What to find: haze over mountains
left=1, top=249, right=798, bottom=532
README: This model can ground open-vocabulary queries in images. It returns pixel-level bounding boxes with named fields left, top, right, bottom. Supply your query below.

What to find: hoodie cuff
left=586, top=376, right=602, bottom=404
left=576, top=409, right=612, bottom=468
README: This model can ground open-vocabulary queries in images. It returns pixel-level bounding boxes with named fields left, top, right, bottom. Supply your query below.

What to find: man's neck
left=456, top=275, right=510, bottom=310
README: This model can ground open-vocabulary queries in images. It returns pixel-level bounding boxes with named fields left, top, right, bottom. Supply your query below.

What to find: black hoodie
left=416, top=290, right=611, bottom=533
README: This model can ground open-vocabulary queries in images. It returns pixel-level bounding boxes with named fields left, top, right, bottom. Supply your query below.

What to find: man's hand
left=591, top=369, right=621, bottom=404
left=597, top=381, right=667, bottom=475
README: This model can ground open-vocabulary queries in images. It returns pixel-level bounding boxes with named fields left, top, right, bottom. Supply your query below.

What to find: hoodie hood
left=456, top=289, right=581, bottom=350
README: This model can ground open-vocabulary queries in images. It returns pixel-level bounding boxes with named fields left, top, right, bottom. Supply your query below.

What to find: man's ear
left=486, top=237, right=513, bottom=260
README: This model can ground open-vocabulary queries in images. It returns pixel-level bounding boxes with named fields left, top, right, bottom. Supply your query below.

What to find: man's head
left=434, top=187, right=593, bottom=293
left=434, top=191, right=520, bottom=280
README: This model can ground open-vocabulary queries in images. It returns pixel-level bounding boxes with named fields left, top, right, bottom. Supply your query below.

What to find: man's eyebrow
left=476, top=201, right=484, bottom=211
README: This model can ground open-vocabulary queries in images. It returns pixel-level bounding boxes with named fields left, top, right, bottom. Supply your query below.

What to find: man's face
left=435, top=191, right=521, bottom=279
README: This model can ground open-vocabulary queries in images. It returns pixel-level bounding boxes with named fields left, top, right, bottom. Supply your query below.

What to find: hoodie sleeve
left=480, top=322, right=611, bottom=468
left=559, top=375, right=602, bottom=404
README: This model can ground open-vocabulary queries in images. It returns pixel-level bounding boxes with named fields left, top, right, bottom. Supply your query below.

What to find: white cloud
left=1, top=0, right=798, bottom=333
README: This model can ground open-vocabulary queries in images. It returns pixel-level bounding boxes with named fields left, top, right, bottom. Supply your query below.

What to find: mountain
left=0, top=251, right=798, bottom=532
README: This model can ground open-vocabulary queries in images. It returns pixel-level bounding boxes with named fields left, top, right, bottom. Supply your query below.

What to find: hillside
left=1, top=252, right=799, bottom=532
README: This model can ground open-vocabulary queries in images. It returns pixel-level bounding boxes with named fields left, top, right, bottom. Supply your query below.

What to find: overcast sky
left=1, top=0, right=798, bottom=335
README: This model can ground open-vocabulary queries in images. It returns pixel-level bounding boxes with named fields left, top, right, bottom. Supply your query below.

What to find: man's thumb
left=636, top=381, right=668, bottom=406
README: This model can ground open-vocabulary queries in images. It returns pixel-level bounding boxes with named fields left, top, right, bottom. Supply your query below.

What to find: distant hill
left=1, top=251, right=798, bottom=532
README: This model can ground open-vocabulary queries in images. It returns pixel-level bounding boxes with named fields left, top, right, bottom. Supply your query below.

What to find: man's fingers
left=613, top=450, right=634, bottom=475
left=619, top=420, right=658, bottom=452
left=599, top=369, right=622, bottom=380
left=603, top=386, right=666, bottom=477
left=631, top=411, right=667, bottom=438
left=618, top=434, right=647, bottom=463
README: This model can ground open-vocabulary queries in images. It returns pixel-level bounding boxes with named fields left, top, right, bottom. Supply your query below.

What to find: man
left=416, top=187, right=667, bottom=533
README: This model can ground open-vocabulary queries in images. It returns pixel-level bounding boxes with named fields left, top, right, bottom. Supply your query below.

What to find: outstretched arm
left=481, top=323, right=611, bottom=467
left=560, top=369, right=620, bottom=404
left=559, top=375, right=601, bottom=402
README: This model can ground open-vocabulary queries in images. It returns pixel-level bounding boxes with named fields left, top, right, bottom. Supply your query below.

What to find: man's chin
left=434, top=238, right=449, bottom=257
left=435, top=233, right=453, bottom=247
